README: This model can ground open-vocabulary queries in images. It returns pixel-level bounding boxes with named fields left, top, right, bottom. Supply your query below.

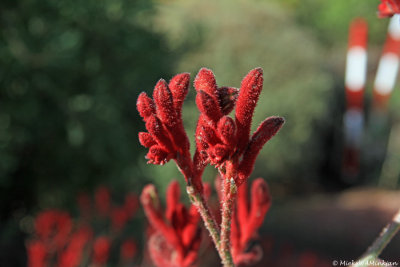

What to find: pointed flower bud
left=235, top=68, right=264, bottom=152
left=137, top=92, right=156, bottom=120
left=194, top=68, right=218, bottom=98
left=138, top=132, right=157, bottom=148
left=153, top=79, right=177, bottom=127
left=238, top=116, right=284, bottom=183
left=146, top=145, right=171, bottom=165
left=169, top=73, right=190, bottom=111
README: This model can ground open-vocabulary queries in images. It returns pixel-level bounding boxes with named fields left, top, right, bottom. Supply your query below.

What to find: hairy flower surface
left=378, top=0, right=400, bottom=17
left=141, top=181, right=202, bottom=267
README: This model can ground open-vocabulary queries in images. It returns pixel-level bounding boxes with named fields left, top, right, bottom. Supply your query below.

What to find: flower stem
left=186, top=185, right=221, bottom=248
left=351, top=208, right=400, bottom=267
left=220, top=177, right=237, bottom=267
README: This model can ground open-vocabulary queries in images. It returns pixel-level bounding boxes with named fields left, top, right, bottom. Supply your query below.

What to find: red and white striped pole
left=373, top=14, right=400, bottom=110
left=342, top=18, right=368, bottom=179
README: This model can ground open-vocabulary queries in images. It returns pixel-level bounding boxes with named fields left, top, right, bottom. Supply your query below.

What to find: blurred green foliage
left=0, top=0, right=177, bottom=212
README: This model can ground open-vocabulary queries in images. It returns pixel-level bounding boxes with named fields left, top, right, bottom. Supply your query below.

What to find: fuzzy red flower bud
left=217, top=116, right=236, bottom=148
left=146, top=145, right=171, bottom=165
left=196, top=90, right=223, bottom=123
left=153, top=79, right=177, bottom=127
left=138, top=132, right=157, bottom=148
left=145, top=115, right=175, bottom=153
left=247, top=179, right=271, bottom=239
left=238, top=116, right=284, bottom=184
left=210, top=143, right=229, bottom=165
left=194, top=68, right=218, bottom=98
left=378, top=0, right=400, bottom=17
left=169, top=73, right=190, bottom=111
left=137, top=92, right=156, bottom=120
left=218, top=86, right=239, bottom=115
left=235, top=68, right=264, bottom=152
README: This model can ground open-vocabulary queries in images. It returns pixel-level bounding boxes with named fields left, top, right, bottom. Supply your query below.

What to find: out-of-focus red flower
left=378, top=0, right=400, bottom=17
left=230, top=178, right=271, bottom=266
left=77, top=192, right=92, bottom=219
left=120, top=239, right=137, bottom=262
left=111, top=207, right=129, bottom=231
left=92, top=236, right=111, bottom=265
left=95, top=186, right=111, bottom=217
left=34, top=210, right=72, bottom=251
left=141, top=181, right=201, bottom=267
left=58, top=226, right=93, bottom=267
left=27, top=240, right=47, bottom=267
left=124, top=193, right=139, bottom=218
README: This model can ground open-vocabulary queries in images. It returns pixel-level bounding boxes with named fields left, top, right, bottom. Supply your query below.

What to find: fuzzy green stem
left=220, top=178, right=237, bottom=267
left=186, top=185, right=221, bottom=249
left=351, top=208, right=400, bottom=267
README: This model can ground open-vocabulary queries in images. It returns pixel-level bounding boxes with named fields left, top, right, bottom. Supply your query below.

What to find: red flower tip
left=169, top=73, right=190, bottom=109
left=196, top=90, right=222, bottom=122
left=27, top=240, right=47, bottom=267
left=235, top=68, right=264, bottom=152
left=138, top=132, right=157, bottom=148
left=217, top=116, right=236, bottom=148
left=137, top=92, right=156, bottom=120
left=194, top=68, right=218, bottom=98
left=153, top=79, right=177, bottom=127
left=378, top=0, right=400, bottom=17
left=238, top=116, right=285, bottom=184
left=218, top=86, right=239, bottom=115
left=146, top=145, right=171, bottom=165
left=209, top=143, right=229, bottom=165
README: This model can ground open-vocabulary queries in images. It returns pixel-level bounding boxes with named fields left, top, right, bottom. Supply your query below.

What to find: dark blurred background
left=0, top=0, right=399, bottom=266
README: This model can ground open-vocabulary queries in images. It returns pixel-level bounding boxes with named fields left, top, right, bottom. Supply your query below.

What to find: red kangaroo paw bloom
left=141, top=181, right=201, bottom=267
left=238, top=116, right=285, bottom=184
left=194, top=68, right=219, bottom=98
left=231, top=178, right=271, bottom=266
left=169, top=73, right=190, bottom=112
left=137, top=92, right=156, bottom=121
left=235, top=68, right=264, bottom=153
left=146, top=145, right=171, bottom=165
left=378, top=0, right=400, bottom=17
left=138, top=132, right=157, bottom=148
left=153, top=79, right=177, bottom=127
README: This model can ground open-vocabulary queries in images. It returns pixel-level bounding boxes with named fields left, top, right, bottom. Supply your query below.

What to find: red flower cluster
left=378, top=0, right=400, bottom=17
left=26, top=187, right=139, bottom=267
left=137, top=68, right=284, bottom=266
left=137, top=68, right=284, bottom=191
left=140, top=181, right=202, bottom=267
